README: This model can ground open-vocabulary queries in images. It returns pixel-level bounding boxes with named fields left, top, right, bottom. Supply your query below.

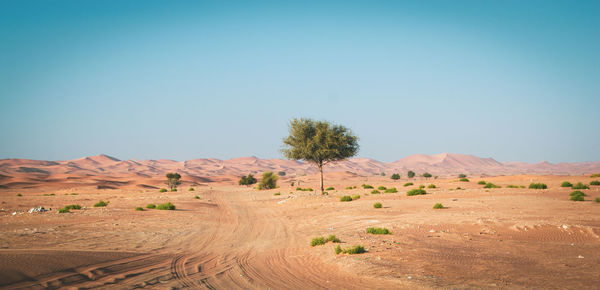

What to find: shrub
left=297, top=187, right=314, bottom=192
left=407, top=170, right=415, bottom=179
left=373, top=202, right=382, bottom=208
left=58, top=208, right=70, bottom=213
left=560, top=181, right=573, bottom=187
left=64, top=204, right=81, bottom=210
left=477, top=180, right=486, bottom=185
left=403, top=182, right=413, bottom=187
left=484, top=183, right=501, bottom=189
left=506, top=185, right=520, bottom=188
left=371, top=190, right=381, bottom=194
left=328, top=235, right=341, bottom=243
left=171, top=188, right=177, bottom=192
left=345, top=186, right=356, bottom=190
left=335, top=245, right=343, bottom=254
left=156, top=202, right=176, bottom=210
left=529, top=183, right=547, bottom=189
left=239, top=174, right=258, bottom=186
left=344, top=245, right=366, bottom=254
left=570, top=194, right=584, bottom=201
left=159, top=188, right=167, bottom=193
left=433, top=203, right=444, bottom=209
left=572, top=182, right=589, bottom=190
left=407, top=189, right=427, bottom=196
left=459, top=178, right=469, bottom=182
left=311, top=237, right=327, bottom=246
left=427, top=184, right=436, bottom=189
left=384, top=187, right=398, bottom=193
left=146, top=204, right=156, bottom=209
left=326, top=187, right=335, bottom=191
left=352, top=194, right=360, bottom=200
left=590, top=180, right=600, bottom=186
left=570, top=190, right=586, bottom=197
left=458, top=174, right=467, bottom=178
left=135, top=207, right=144, bottom=211
left=257, top=172, right=278, bottom=190
left=377, top=186, right=387, bottom=190
left=340, top=196, right=353, bottom=202
left=366, top=227, right=391, bottom=234
left=16, top=193, right=22, bottom=197
left=277, top=171, right=286, bottom=176
left=188, top=187, right=194, bottom=191
left=595, top=198, right=600, bottom=203
left=362, top=184, right=374, bottom=189
left=194, top=195, right=200, bottom=199
left=419, top=185, right=425, bottom=189
left=391, top=173, right=401, bottom=180
left=591, top=173, right=600, bottom=178
left=94, top=200, right=109, bottom=207
left=274, top=192, right=281, bottom=196
left=422, top=173, right=432, bottom=179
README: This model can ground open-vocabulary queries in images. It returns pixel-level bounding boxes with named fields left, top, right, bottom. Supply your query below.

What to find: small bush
left=366, top=227, right=391, bottom=234
left=484, top=183, right=501, bottom=189
left=16, top=193, right=22, bottom=197
left=311, top=237, right=327, bottom=246
left=328, top=235, right=341, bottom=243
left=335, top=245, right=343, bottom=254
left=403, top=182, right=413, bottom=187
left=371, top=190, right=381, bottom=194
left=477, top=180, right=486, bottom=185
left=419, top=185, right=425, bottom=189
left=345, top=186, right=356, bottom=190
left=384, top=187, right=398, bottom=193
left=590, top=180, right=600, bottom=186
left=94, top=200, right=109, bottom=207
left=170, top=188, right=177, bottom=192
left=377, top=186, right=387, bottom=190
left=433, top=203, right=444, bottom=209
left=506, top=185, right=522, bottom=188
left=427, top=184, right=436, bottom=189
left=277, top=171, right=286, bottom=176
left=458, top=174, right=467, bottom=178
left=194, top=195, right=200, bottom=199
left=159, top=188, right=167, bottom=193
left=296, top=187, right=313, bottom=192
left=459, top=178, right=469, bottom=182
left=239, top=174, right=258, bottom=186
left=188, top=187, right=194, bottom=191
left=352, top=194, right=360, bottom=200
left=590, top=173, right=600, bottom=178
left=344, top=245, right=366, bottom=254
left=570, top=190, right=586, bottom=197
left=572, top=182, right=589, bottom=190
left=326, top=187, right=335, bottom=191
left=406, top=189, right=427, bottom=196
left=340, top=196, right=353, bottom=202
left=570, top=194, right=584, bottom=201
left=64, top=204, right=81, bottom=210
left=561, top=181, right=573, bottom=187
left=529, top=183, right=547, bottom=189
left=156, top=202, right=176, bottom=210
left=135, top=207, right=144, bottom=211
left=146, top=203, right=156, bottom=209
left=274, top=192, right=281, bottom=196
left=362, top=184, right=374, bottom=189
left=373, top=202, right=382, bottom=208
left=257, top=172, right=279, bottom=190
left=58, top=208, right=70, bottom=213
left=595, top=197, right=600, bottom=203
left=391, top=173, right=401, bottom=180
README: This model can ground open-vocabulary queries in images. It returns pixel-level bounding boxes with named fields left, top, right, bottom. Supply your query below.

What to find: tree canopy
left=166, top=172, right=181, bottom=190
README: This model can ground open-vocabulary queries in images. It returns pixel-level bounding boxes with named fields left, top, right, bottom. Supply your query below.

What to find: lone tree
left=257, top=172, right=278, bottom=190
left=423, top=172, right=432, bottom=180
left=282, top=118, right=359, bottom=194
left=239, top=174, right=257, bottom=186
left=407, top=170, right=415, bottom=179
left=391, top=173, right=401, bottom=180
left=166, top=172, right=181, bottom=191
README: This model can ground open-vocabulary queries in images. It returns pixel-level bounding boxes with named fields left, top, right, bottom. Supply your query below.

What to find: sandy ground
left=1, top=174, right=599, bottom=289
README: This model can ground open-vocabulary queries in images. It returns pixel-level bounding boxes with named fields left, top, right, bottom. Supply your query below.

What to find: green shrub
left=340, top=196, right=353, bottom=202
left=477, top=180, right=486, bottom=185
left=345, top=186, right=356, bottom=190
left=371, top=190, right=381, bottom=194
left=561, top=181, right=573, bottom=187
left=366, top=227, right=391, bottom=234
left=570, top=190, right=586, bottom=197
left=590, top=180, right=600, bottom=186
left=458, top=174, right=467, bottom=178
left=16, top=193, right=22, bottom=197
left=459, top=178, right=469, bottom=182
left=64, top=204, right=81, bottom=210
left=373, top=202, right=382, bottom=208
left=362, top=184, right=374, bottom=189
left=311, top=237, right=327, bottom=246
left=419, top=185, right=425, bottom=189
left=427, top=184, right=436, bottom=189
left=344, top=245, right=366, bottom=254
left=135, top=207, right=144, bottom=211
left=352, top=194, right=360, bottom=200
left=159, top=188, right=167, bottom=193
left=506, top=185, right=522, bottom=188
left=170, top=188, right=177, bottom=192
left=590, top=173, right=600, bottom=178
left=422, top=173, right=432, bottom=179
left=595, top=197, right=600, bottom=203
left=335, top=245, right=343, bottom=254
left=239, top=174, right=257, bottom=186
left=257, top=172, right=279, bottom=190
left=58, top=208, right=70, bottom=213
left=484, top=183, right=501, bottom=189
left=326, top=187, right=335, bottom=191
left=274, top=192, right=281, bottom=196
left=377, top=186, right=387, bottom=190
left=384, top=187, right=398, bottom=193
left=296, top=187, right=314, bottom=192
left=529, top=183, right=547, bottom=189
left=572, top=182, right=589, bottom=190
left=277, top=171, right=286, bottom=176
left=156, top=202, right=176, bottom=210
left=328, top=235, right=341, bottom=243
left=94, top=200, right=109, bottom=207
left=570, top=194, right=584, bottom=201
left=433, top=203, right=444, bottom=209
left=403, top=182, right=413, bottom=187
left=188, top=187, right=194, bottom=191
left=194, top=195, right=200, bottom=199
left=406, top=189, right=426, bottom=196
left=391, top=173, right=401, bottom=180
left=146, top=204, right=156, bottom=209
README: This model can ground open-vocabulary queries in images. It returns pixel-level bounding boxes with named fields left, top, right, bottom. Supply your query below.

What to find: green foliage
left=419, top=185, right=425, bottom=189
left=377, top=186, right=387, bottom=190
left=352, top=194, right=360, bottom=200
left=590, top=173, right=600, bottom=178
left=274, top=192, right=281, bottom=196
left=384, top=187, right=398, bottom=193
left=343, top=245, right=366, bottom=254
left=373, top=202, right=382, bottom=208
left=433, top=203, right=444, bottom=209
left=64, top=204, right=81, bottom=210
left=391, top=173, right=401, bottom=180
left=477, top=180, right=486, bottom=185
left=135, top=207, right=144, bottom=211
left=156, top=202, right=176, bottom=210
left=403, top=182, right=413, bottom=187
left=340, top=195, right=353, bottom=202
left=188, top=187, right=194, bottom=191
left=459, top=178, right=469, bottom=182
left=595, top=197, right=600, bottom=203
left=406, top=189, right=426, bottom=196
left=506, top=185, right=520, bottom=188
left=427, top=184, right=436, bottom=189
left=422, top=172, right=432, bottom=179
left=590, top=180, right=600, bottom=186
left=239, top=174, right=257, bottom=186
left=326, top=187, right=335, bottom=190
left=484, top=183, right=501, bottom=189
left=570, top=194, right=584, bottom=201
left=561, top=181, right=573, bottom=187
left=194, top=195, right=200, bottom=199
left=370, top=190, right=380, bottom=194
left=345, top=186, right=356, bottom=189
left=166, top=172, right=182, bottom=191
left=277, top=171, right=286, bottom=176
left=335, top=245, right=343, bottom=255
left=159, top=188, right=167, bottom=193
left=16, top=193, right=22, bottom=197
left=170, top=188, right=177, bottom=192
left=458, top=174, right=467, bottom=178
left=94, top=200, right=109, bottom=207
left=311, top=237, right=327, bottom=246
left=257, top=172, right=279, bottom=190
left=146, top=204, right=156, bottom=209
left=362, top=184, right=374, bottom=189
left=529, top=183, right=548, bottom=189
left=366, top=227, right=391, bottom=234
left=58, top=208, right=70, bottom=213
left=328, top=235, right=341, bottom=243
left=407, top=170, right=415, bottom=178
left=572, top=182, right=589, bottom=190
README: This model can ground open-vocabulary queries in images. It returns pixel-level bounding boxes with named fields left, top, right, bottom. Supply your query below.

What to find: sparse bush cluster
left=591, top=173, right=600, bottom=178
left=427, top=184, right=436, bottom=189
left=458, top=174, right=467, bottom=178
left=362, top=184, right=374, bottom=189
left=373, top=202, right=382, bottom=208
left=406, top=189, right=426, bottom=196
left=403, top=182, right=413, bottom=187
left=340, top=195, right=353, bottom=202
left=433, top=203, right=444, bottom=209
left=257, top=172, right=278, bottom=190
left=570, top=191, right=586, bottom=201
left=459, top=178, right=469, bottom=182
left=296, top=187, right=314, bottom=192
left=326, top=187, right=335, bottom=191
left=274, top=192, right=281, bottom=196
left=391, top=173, right=401, bottom=180
left=371, top=189, right=381, bottom=194
left=484, top=183, right=501, bottom=189
left=377, top=186, right=387, bottom=190
left=384, top=187, right=398, bottom=193
left=529, top=183, right=547, bottom=189
left=366, top=227, right=391, bottom=234
left=335, top=244, right=365, bottom=255
left=477, top=181, right=486, bottom=185
left=572, top=182, right=589, bottom=190
left=590, top=180, right=600, bottom=186
left=59, top=204, right=82, bottom=213
left=94, top=200, right=109, bottom=207
left=159, top=188, right=167, bottom=193
left=239, top=174, right=258, bottom=186
left=561, top=181, right=573, bottom=188
left=506, top=185, right=524, bottom=188
left=146, top=204, right=156, bottom=209
left=352, top=194, right=360, bottom=200
left=345, top=186, right=357, bottom=190
left=311, top=235, right=342, bottom=246
left=135, top=206, right=144, bottom=211
left=156, top=202, right=176, bottom=210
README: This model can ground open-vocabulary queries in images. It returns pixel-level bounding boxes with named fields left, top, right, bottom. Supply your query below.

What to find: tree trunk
left=319, top=163, right=324, bottom=194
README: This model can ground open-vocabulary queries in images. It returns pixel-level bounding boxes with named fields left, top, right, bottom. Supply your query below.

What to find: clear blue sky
left=1, top=0, right=598, bottom=163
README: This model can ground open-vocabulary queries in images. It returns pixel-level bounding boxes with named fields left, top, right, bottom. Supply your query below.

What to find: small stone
left=578, top=255, right=584, bottom=259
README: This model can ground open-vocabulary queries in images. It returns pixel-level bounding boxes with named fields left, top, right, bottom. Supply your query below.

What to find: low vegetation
left=373, top=202, right=382, bottom=208
left=366, top=227, right=391, bottom=234
left=384, top=187, right=398, bottom=193
left=328, top=235, right=341, bottom=243
left=311, top=235, right=341, bottom=247
left=335, top=244, right=365, bottom=255
left=64, top=204, right=81, bottom=210
left=146, top=204, right=156, bottom=209
left=188, top=187, right=194, bottom=191
left=590, top=180, right=600, bottom=186
left=345, top=186, right=356, bottom=190
left=135, top=207, right=144, bottom=211
left=377, top=186, right=386, bottom=190
left=159, top=188, right=167, bottom=193
left=403, top=182, right=413, bottom=187
left=326, top=187, right=335, bottom=190
left=16, top=193, right=22, bottom=197
left=529, top=183, right=548, bottom=189
left=94, top=200, right=109, bottom=207
left=458, top=174, right=467, bottom=178
left=391, top=173, right=401, bottom=180
left=427, top=184, right=436, bottom=188
left=477, top=180, right=486, bottom=185
left=560, top=181, right=573, bottom=187
left=340, top=195, right=353, bottom=202
left=484, top=183, right=501, bottom=189
left=570, top=191, right=585, bottom=201
left=274, top=192, right=281, bottom=196
left=352, top=194, right=360, bottom=200
left=422, top=172, right=432, bottom=179
left=257, top=172, right=279, bottom=190
left=170, top=188, right=177, bottom=192
left=156, top=202, right=176, bottom=210
left=591, top=173, right=600, bottom=178
left=433, top=203, right=444, bottom=209
left=296, top=187, right=313, bottom=191
left=406, top=189, right=427, bottom=196
left=572, top=182, right=589, bottom=190
left=459, top=178, right=469, bottom=182
left=58, top=208, right=70, bottom=213
left=362, top=184, right=374, bottom=189
left=239, top=174, right=257, bottom=186
left=506, top=185, right=525, bottom=188
left=371, top=189, right=381, bottom=194
left=194, top=195, right=200, bottom=199
left=595, top=197, right=600, bottom=203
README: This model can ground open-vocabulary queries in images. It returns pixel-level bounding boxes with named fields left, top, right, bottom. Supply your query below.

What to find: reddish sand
left=1, top=173, right=599, bottom=289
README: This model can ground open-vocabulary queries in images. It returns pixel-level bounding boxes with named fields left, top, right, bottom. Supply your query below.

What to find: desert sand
left=1, top=155, right=600, bottom=289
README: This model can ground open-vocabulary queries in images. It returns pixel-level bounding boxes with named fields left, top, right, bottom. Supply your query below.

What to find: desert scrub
left=406, top=189, right=426, bottom=196
left=156, top=202, right=176, bottom=210
left=340, top=195, right=353, bottom=202
left=194, top=195, right=200, bottom=199
left=591, top=173, right=600, bottom=178
left=570, top=190, right=586, bottom=197
left=328, top=235, right=341, bottom=243
left=135, top=207, right=144, bottom=211
left=326, top=187, right=335, bottom=190
left=458, top=174, right=467, bottom=178
left=366, top=227, right=391, bottom=234
left=371, top=190, right=381, bottom=194
left=296, top=187, right=313, bottom=192
left=570, top=191, right=586, bottom=201
left=403, top=182, right=413, bottom=187
left=94, top=200, right=109, bottom=207
left=484, top=183, right=501, bottom=189
left=477, top=180, right=486, bottom=185
left=16, top=193, right=22, bottom=197
left=311, top=237, right=327, bottom=246
left=362, top=184, right=374, bottom=189
left=352, top=194, right=360, bottom=200
left=373, top=202, right=382, bottom=209
left=384, top=187, right=398, bottom=193
left=529, top=183, right=547, bottom=189
left=159, top=188, right=167, bottom=193
left=561, top=181, right=573, bottom=187
left=590, top=180, right=600, bottom=186
left=274, top=192, right=281, bottom=196
left=433, top=203, right=444, bottom=209
left=377, top=186, right=387, bottom=190
left=345, top=186, right=357, bottom=190
left=572, top=182, right=589, bottom=190
left=506, top=185, right=523, bottom=188
left=335, top=245, right=343, bottom=254
left=188, top=187, right=194, bottom=191
left=595, top=198, right=600, bottom=203
left=58, top=208, right=70, bottom=213
left=170, top=188, right=177, bottom=192
left=343, top=245, right=366, bottom=254
left=459, top=178, right=469, bottom=182
left=419, top=185, right=425, bottom=189
left=146, top=203, right=156, bottom=209
left=427, top=184, right=436, bottom=189
left=64, top=204, right=81, bottom=210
